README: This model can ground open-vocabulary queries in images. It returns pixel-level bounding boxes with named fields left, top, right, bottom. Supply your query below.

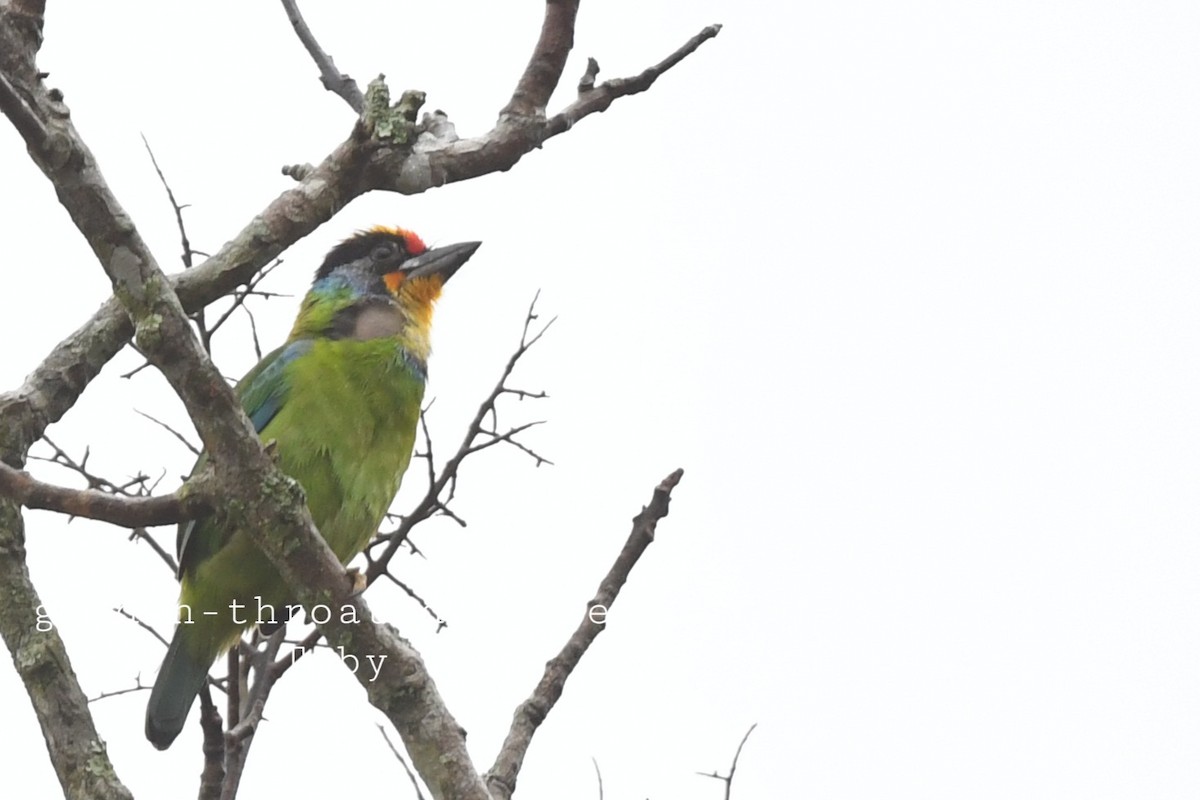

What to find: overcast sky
left=3, top=1, right=1200, bottom=798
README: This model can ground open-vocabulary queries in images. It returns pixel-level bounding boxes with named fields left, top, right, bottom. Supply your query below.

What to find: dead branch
left=0, top=507, right=134, bottom=799
left=592, top=757, right=604, bottom=800
left=696, top=723, right=758, bottom=800
left=142, top=135, right=196, bottom=270
left=0, top=6, right=718, bottom=464
left=366, top=294, right=554, bottom=583
left=135, top=409, right=201, bottom=456
left=128, top=527, right=179, bottom=574
left=0, top=3, right=712, bottom=798
left=281, top=0, right=364, bottom=112
left=485, top=468, right=685, bottom=800
left=198, top=688, right=226, bottom=800
left=32, top=436, right=151, bottom=495
left=220, top=630, right=286, bottom=799
left=0, top=458, right=207, bottom=527
left=88, top=676, right=150, bottom=704
left=546, top=24, right=724, bottom=137
left=113, top=605, right=170, bottom=648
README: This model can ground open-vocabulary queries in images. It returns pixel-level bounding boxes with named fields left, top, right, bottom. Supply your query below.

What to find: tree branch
left=503, top=0, right=580, bottom=118
left=0, top=6, right=720, bottom=466
left=365, top=294, right=554, bottom=583
left=198, top=688, right=225, bottom=800
left=0, top=4, right=712, bottom=798
left=0, top=505, right=134, bottom=800
left=696, top=723, right=758, bottom=800
left=546, top=24, right=724, bottom=137
left=486, top=468, right=685, bottom=800
left=280, top=0, right=364, bottom=112
left=0, top=459, right=208, bottom=527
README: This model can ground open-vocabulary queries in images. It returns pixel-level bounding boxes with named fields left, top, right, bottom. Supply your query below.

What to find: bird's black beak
left=403, top=241, right=482, bottom=283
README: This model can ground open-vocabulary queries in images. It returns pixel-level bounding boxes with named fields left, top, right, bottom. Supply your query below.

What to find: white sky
left=2, top=1, right=1200, bottom=798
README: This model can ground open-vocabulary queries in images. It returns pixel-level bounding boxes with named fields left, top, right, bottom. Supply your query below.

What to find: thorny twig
left=365, top=293, right=554, bottom=585
left=142, top=135, right=285, bottom=362
left=88, top=677, right=150, bottom=704
left=485, top=468, right=686, bottom=800
left=696, top=723, right=758, bottom=800
left=0, top=1, right=713, bottom=797
left=31, top=436, right=152, bottom=497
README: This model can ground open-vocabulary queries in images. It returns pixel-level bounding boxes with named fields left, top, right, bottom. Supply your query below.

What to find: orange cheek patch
left=384, top=272, right=406, bottom=293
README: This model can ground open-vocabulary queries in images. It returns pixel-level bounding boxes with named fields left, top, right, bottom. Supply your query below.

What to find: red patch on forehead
left=369, top=225, right=427, bottom=256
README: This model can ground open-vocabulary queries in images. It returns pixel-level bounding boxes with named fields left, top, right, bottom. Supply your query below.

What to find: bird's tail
left=145, top=625, right=211, bottom=750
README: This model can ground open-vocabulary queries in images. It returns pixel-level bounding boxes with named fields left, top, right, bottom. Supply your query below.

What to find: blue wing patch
left=176, top=339, right=313, bottom=577
left=239, top=339, right=313, bottom=433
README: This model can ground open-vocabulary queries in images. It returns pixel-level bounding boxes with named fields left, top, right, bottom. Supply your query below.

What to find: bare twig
left=485, top=469, right=686, bottom=800
left=88, top=677, right=150, bottom=703
left=696, top=724, right=758, bottom=800
left=378, top=570, right=446, bottom=631
left=268, top=627, right=323, bottom=679
left=141, top=135, right=195, bottom=270
left=379, top=724, right=430, bottom=800
left=280, top=0, right=364, bottom=112
left=592, top=757, right=604, bottom=800
left=113, top=606, right=170, bottom=647
left=128, top=527, right=179, bottom=574
left=190, top=255, right=287, bottom=357
left=547, top=25, right=724, bottom=137
left=135, top=409, right=201, bottom=456
left=221, top=629, right=286, bottom=800
left=366, top=294, right=554, bottom=583
left=0, top=458, right=206, bottom=527
left=32, top=436, right=151, bottom=496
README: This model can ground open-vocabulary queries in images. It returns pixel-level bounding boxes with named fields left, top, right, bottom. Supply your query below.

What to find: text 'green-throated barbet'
left=145, top=227, right=480, bottom=749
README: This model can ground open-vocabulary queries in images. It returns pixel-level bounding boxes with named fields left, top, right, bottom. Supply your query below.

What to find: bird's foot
left=346, top=567, right=368, bottom=597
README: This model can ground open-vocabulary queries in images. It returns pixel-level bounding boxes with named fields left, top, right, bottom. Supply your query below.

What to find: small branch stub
left=361, top=76, right=425, bottom=144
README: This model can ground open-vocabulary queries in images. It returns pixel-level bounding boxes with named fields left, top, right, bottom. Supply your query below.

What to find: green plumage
left=145, top=230, right=479, bottom=749
left=183, top=338, right=423, bottom=653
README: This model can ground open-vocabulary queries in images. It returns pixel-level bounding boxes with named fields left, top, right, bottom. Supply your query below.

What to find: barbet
left=145, top=227, right=480, bottom=749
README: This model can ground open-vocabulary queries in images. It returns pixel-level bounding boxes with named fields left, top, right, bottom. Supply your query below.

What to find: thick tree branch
left=1, top=16, right=490, bottom=800
left=0, top=458, right=208, bottom=527
left=503, top=0, right=579, bottom=118
left=486, top=468, right=685, bottom=800
left=0, top=6, right=719, bottom=468
left=0, top=4, right=712, bottom=798
left=0, top=504, right=134, bottom=800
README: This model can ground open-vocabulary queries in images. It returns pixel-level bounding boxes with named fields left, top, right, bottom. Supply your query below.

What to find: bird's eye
left=371, top=242, right=398, bottom=262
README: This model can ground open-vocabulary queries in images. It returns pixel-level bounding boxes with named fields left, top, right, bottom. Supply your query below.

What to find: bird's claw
left=346, top=567, right=368, bottom=597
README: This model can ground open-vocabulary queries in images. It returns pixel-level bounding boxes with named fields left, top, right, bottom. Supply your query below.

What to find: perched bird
left=145, top=226, right=480, bottom=750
